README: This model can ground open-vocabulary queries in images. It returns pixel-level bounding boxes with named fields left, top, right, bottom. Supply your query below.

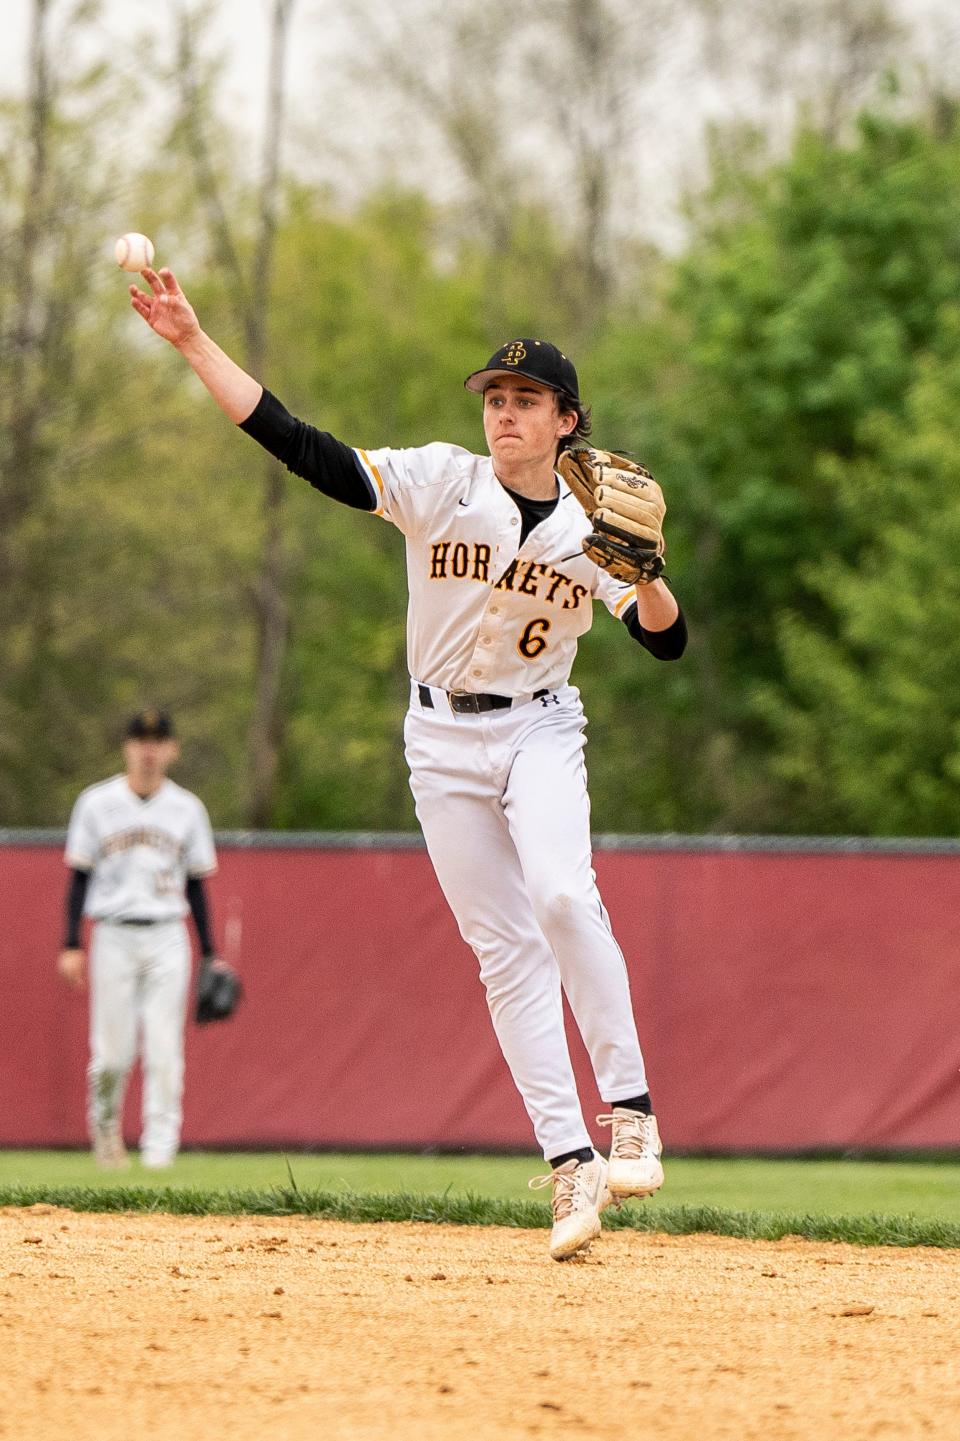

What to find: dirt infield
left=1, top=1206, right=957, bottom=1440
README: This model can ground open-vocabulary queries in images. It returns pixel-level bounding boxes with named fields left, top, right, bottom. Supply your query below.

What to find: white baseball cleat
left=141, top=1154, right=175, bottom=1170
left=597, top=1109, right=664, bottom=1198
left=92, top=1128, right=129, bottom=1170
left=529, top=1154, right=613, bottom=1260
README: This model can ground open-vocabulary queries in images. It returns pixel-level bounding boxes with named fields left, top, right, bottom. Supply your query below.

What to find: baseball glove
left=195, top=959, right=242, bottom=1024
left=557, top=447, right=666, bottom=584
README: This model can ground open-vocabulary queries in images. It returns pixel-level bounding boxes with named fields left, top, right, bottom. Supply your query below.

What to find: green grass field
left=1, top=1149, right=958, bottom=1243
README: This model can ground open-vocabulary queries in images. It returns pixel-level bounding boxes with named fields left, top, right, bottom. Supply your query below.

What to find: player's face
left=123, top=738, right=179, bottom=786
left=482, top=375, right=576, bottom=470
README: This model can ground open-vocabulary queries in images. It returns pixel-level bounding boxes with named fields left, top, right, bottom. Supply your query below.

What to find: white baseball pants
left=88, top=919, right=191, bottom=1164
left=405, top=681, right=649, bottom=1159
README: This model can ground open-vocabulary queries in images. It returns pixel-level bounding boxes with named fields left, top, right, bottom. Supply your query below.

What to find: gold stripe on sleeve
left=357, top=448, right=386, bottom=515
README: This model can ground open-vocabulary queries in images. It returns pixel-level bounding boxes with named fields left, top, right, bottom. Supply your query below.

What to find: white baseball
left=114, top=232, right=155, bottom=271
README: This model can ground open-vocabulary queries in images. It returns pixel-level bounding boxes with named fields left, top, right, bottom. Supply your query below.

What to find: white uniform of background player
left=130, top=267, right=687, bottom=1258
left=58, top=710, right=217, bottom=1169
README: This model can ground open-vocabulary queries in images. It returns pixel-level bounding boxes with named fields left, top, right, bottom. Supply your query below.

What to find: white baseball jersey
left=65, top=775, right=217, bottom=921
left=238, top=388, right=677, bottom=1171
left=354, top=443, right=636, bottom=695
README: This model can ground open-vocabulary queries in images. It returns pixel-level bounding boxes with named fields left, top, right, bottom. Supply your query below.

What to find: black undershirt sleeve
left=239, top=389, right=376, bottom=510
left=185, top=875, right=216, bottom=959
left=622, top=601, right=688, bottom=660
left=65, top=868, right=90, bottom=949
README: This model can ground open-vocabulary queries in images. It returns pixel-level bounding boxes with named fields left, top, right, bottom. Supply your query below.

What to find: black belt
left=112, top=917, right=162, bottom=926
left=419, top=684, right=548, bottom=714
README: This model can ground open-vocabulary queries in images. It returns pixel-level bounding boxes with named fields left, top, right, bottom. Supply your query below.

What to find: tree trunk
left=0, top=0, right=104, bottom=818
left=0, top=0, right=52, bottom=574
left=175, top=0, right=296, bottom=825
left=245, top=0, right=296, bottom=827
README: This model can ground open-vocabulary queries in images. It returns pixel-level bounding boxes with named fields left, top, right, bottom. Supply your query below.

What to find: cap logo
left=503, top=341, right=526, bottom=366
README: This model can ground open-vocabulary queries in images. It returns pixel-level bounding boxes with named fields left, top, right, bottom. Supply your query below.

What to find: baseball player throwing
left=130, top=266, right=687, bottom=1257
left=57, top=710, right=223, bottom=1169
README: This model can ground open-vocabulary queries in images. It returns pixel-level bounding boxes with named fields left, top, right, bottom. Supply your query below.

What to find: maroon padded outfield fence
left=2, top=830, right=959, bottom=1154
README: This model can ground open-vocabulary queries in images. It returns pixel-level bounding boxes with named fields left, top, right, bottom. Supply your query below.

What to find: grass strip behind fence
left=3, top=1183, right=960, bottom=1250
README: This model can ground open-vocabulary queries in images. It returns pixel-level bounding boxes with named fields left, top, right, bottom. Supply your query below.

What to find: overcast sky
left=1, top=0, right=327, bottom=126
left=5, top=0, right=958, bottom=123
left=4, top=0, right=960, bottom=250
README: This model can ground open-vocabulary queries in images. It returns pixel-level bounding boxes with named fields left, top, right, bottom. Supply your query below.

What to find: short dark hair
left=555, top=390, right=592, bottom=455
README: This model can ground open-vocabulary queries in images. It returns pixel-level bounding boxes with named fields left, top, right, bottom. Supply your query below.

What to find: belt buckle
left=450, top=692, right=480, bottom=714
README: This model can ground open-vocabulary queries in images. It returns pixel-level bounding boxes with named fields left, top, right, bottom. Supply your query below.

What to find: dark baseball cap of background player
left=464, top=339, right=592, bottom=452
left=123, top=709, right=180, bottom=791
left=125, top=708, right=175, bottom=741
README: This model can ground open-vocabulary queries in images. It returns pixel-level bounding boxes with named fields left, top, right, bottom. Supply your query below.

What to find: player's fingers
left=140, top=266, right=166, bottom=295
left=129, top=289, right=153, bottom=321
left=158, top=267, right=183, bottom=295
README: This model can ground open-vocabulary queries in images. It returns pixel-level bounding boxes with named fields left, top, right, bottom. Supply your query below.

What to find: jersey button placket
left=489, top=478, right=520, bottom=584
left=475, top=589, right=507, bottom=671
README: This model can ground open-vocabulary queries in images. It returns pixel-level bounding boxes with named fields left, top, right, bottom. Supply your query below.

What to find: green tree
left=582, top=109, right=960, bottom=831
left=758, top=311, right=960, bottom=834
left=0, top=0, right=152, bottom=820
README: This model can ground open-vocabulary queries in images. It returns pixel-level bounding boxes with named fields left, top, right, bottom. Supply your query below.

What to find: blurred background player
left=57, top=709, right=225, bottom=1169
left=129, top=267, right=686, bottom=1258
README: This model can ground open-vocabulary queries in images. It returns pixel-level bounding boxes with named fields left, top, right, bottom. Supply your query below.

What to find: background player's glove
left=195, top=958, right=242, bottom=1024
left=557, top=447, right=666, bottom=584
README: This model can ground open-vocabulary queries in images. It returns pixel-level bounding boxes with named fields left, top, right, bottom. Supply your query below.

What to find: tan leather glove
left=557, top=447, right=666, bottom=584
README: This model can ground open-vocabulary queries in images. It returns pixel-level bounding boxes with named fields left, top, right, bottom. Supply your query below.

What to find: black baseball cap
left=464, top=339, right=580, bottom=402
left=126, top=708, right=174, bottom=740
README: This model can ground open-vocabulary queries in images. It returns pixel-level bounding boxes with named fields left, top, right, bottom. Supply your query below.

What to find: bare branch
left=173, top=3, right=254, bottom=343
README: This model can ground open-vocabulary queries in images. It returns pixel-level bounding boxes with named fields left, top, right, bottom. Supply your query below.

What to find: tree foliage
left=759, top=314, right=960, bottom=834
left=3, top=1, right=960, bottom=838
left=583, top=110, right=960, bottom=830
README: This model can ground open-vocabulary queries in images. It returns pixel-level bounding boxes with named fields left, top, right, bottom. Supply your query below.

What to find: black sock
left=548, top=1146, right=595, bottom=1169
left=609, top=1092, right=652, bottom=1115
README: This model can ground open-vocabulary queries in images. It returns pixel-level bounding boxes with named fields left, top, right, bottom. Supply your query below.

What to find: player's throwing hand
left=128, top=268, right=201, bottom=349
